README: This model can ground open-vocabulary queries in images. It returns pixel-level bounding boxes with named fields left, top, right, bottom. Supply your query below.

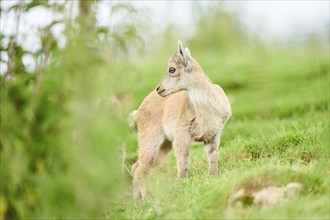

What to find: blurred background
left=1, top=0, right=329, bottom=219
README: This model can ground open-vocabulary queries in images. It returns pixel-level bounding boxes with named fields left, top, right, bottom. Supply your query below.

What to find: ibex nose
left=156, top=86, right=160, bottom=92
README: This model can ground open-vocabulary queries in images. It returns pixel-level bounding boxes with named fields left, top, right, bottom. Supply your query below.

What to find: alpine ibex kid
left=130, top=41, right=231, bottom=199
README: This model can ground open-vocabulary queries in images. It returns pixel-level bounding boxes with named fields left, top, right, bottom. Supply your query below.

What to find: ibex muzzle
left=156, top=84, right=166, bottom=97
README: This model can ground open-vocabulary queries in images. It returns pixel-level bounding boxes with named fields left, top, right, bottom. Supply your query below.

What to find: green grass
left=108, top=44, right=329, bottom=219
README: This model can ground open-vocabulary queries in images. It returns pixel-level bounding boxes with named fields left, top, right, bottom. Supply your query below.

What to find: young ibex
left=130, top=41, right=231, bottom=199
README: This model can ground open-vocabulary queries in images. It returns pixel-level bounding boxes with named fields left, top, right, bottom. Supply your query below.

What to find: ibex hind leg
left=132, top=134, right=167, bottom=199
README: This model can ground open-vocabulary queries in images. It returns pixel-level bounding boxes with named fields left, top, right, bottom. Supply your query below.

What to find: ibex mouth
left=157, top=89, right=166, bottom=97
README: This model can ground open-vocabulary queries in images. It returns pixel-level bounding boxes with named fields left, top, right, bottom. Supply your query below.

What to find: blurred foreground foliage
left=1, top=1, right=141, bottom=218
left=0, top=1, right=329, bottom=219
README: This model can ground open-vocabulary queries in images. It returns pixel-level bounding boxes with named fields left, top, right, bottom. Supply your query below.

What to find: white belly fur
left=163, top=120, right=176, bottom=141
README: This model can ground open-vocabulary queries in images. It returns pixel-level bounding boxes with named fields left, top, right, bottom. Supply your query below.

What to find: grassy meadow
left=1, top=2, right=329, bottom=219
left=109, top=39, right=329, bottom=219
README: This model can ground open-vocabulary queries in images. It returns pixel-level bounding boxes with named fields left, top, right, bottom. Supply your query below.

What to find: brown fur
left=130, top=41, right=232, bottom=199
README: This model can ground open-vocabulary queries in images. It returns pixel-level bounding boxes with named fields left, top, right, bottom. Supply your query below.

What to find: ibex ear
left=185, top=47, right=191, bottom=57
left=177, top=40, right=191, bottom=67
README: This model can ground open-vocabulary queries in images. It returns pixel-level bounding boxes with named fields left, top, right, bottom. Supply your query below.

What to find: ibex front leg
left=173, top=129, right=191, bottom=178
left=204, top=134, right=220, bottom=175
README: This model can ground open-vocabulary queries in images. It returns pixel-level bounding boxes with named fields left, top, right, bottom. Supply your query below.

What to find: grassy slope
left=110, top=44, right=329, bottom=219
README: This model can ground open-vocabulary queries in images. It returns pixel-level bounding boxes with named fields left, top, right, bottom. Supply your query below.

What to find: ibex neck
left=186, top=75, right=223, bottom=142
left=187, top=76, right=214, bottom=106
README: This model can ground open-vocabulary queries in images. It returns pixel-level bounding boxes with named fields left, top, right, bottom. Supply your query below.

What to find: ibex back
left=130, top=41, right=231, bottom=199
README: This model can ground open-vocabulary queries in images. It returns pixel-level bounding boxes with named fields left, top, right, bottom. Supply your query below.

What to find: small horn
left=177, top=40, right=187, bottom=65
left=178, top=40, right=184, bottom=55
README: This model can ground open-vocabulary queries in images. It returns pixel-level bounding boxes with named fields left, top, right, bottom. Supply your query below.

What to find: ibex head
left=156, top=41, right=197, bottom=97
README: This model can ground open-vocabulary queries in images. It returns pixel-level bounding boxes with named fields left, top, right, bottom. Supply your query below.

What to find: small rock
left=229, top=182, right=303, bottom=207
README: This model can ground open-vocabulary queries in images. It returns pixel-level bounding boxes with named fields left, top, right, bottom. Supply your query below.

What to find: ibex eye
left=169, top=67, right=176, bottom=73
